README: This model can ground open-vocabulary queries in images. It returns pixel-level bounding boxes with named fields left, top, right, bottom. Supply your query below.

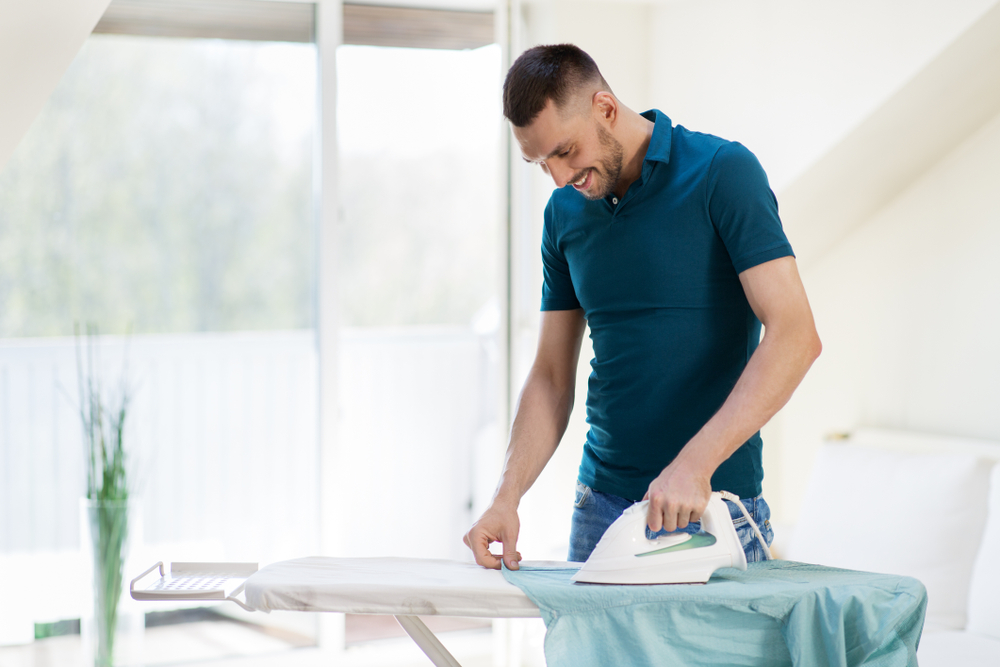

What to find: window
left=0, top=36, right=317, bottom=337
left=0, top=1, right=509, bottom=659
left=335, top=43, right=504, bottom=560
left=0, top=32, right=320, bottom=649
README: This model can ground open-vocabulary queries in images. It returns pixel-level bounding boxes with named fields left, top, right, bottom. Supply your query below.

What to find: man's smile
left=572, top=169, right=593, bottom=191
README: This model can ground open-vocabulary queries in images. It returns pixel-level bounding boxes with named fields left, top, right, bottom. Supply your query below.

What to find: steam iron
left=572, top=491, right=767, bottom=585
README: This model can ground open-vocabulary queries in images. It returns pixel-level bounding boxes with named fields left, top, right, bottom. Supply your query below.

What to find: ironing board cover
left=244, top=556, right=542, bottom=617
left=503, top=560, right=926, bottom=667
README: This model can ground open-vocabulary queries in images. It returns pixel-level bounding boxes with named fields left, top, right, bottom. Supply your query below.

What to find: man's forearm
left=464, top=361, right=575, bottom=570
left=493, top=365, right=575, bottom=506
left=465, top=309, right=585, bottom=568
left=645, top=256, right=819, bottom=532
left=644, top=318, right=820, bottom=531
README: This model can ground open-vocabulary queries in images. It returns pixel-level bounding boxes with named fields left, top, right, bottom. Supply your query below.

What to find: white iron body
left=572, top=492, right=747, bottom=585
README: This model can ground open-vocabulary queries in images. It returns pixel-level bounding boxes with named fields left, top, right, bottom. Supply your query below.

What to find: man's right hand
left=463, top=311, right=586, bottom=571
left=463, top=501, right=522, bottom=570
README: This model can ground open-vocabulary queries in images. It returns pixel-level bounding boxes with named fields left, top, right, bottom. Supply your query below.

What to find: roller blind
left=343, top=4, right=493, bottom=50
left=94, top=0, right=315, bottom=43
left=93, top=0, right=495, bottom=49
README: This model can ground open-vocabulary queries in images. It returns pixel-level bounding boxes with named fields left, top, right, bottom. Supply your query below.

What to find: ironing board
left=132, top=556, right=926, bottom=667
left=131, top=556, right=543, bottom=667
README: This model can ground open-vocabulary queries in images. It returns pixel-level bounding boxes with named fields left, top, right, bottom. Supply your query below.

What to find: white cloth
left=244, top=556, right=544, bottom=618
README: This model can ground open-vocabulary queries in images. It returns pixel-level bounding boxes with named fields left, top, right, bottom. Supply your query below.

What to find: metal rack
left=130, top=561, right=258, bottom=611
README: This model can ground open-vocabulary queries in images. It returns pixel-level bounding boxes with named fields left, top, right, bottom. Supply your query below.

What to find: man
left=464, top=44, right=821, bottom=570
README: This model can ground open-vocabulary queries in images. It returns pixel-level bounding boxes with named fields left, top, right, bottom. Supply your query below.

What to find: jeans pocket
left=762, top=518, right=774, bottom=545
left=573, top=481, right=592, bottom=508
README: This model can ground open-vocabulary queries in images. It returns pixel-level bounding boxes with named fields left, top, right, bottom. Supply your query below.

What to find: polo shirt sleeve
left=540, top=198, right=582, bottom=311
left=707, top=142, right=794, bottom=274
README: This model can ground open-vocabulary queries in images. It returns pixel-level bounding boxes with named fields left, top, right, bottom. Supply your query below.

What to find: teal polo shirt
left=540, top=109, right=794, bottom=501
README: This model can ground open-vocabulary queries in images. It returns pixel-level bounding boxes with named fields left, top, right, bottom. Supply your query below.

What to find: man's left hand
left=643, top=459, right=712, bottom=532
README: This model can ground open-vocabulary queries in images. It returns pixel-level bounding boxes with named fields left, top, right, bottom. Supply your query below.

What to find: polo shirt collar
left=604, top=109, right=672, bottom=208
left=641, top=109, right=672, bottom=167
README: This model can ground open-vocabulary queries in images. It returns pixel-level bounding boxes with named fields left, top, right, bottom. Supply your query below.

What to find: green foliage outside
left=0, top=36, right=502, bottom=337
left=35, top=619, right=80, bottom=640
left=0, top=36, right=316, bottom=338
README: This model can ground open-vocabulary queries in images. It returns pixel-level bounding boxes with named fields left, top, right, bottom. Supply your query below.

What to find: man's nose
left=547, top=162, right=575, bottom=188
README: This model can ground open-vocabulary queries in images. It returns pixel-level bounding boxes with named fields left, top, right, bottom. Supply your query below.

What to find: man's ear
left=592, top=91, right=618, bottom=127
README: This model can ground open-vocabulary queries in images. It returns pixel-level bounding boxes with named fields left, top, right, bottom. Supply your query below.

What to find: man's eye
left=560, top=150, right=570, bottom=157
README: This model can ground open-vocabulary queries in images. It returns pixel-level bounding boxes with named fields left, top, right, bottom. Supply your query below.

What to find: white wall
left=775, top=109, right=1000, bottom=522
left=0, top=0, right=112, bottom=173
left=520, top=0, right=652, bottom=113
left=648, top=0, right=999, bottom=191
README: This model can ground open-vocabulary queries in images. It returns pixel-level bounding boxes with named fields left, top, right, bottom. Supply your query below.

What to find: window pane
left=0, top=35, right=319, bottom=651
left=0, top=35, right=316, bottom=337
left=336, top=45, right=503, bottom=560
left=337, top=44, right=501, bottom=327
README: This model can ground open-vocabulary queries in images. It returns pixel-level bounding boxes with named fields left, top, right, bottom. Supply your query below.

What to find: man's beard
left=580, top=124, right=624, bottom=201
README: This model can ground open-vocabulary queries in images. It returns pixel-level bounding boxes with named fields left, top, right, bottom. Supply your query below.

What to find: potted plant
left=76, top=325, right=142, bottom=667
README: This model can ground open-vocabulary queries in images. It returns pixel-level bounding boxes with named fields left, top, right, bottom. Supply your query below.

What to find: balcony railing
left=0, top=326, right=498, bottom=631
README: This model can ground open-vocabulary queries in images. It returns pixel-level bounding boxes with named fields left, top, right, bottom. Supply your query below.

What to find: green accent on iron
left=636, top=532, right=717, bottom=557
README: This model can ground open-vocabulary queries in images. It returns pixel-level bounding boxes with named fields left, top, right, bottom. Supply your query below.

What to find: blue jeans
left=568, top=480, right=774, bottom=563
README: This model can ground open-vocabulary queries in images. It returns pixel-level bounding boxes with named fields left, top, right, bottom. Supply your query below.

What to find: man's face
left=513, top=98, right=624, bottom=201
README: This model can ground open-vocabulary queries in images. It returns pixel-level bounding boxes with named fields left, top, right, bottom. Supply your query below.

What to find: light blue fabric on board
left=502, top=560, right=926, bottom=667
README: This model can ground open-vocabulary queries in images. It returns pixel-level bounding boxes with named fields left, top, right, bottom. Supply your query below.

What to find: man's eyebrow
left=523, top=142, right=571, bottom=164
left=546, top=142, right=570, bottom=159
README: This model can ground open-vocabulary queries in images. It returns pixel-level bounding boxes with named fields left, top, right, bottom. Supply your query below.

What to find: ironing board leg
left=393, top=615, right=464, bottom=667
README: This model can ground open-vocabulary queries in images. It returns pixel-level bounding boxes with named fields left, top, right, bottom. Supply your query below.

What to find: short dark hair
left=502, top=44, right=610, bottom=127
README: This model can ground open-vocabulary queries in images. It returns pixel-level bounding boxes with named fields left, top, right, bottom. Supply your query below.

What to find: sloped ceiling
left=779, top=2, right=1000, bottom=268
left=0, top=0, right=114, bottom=174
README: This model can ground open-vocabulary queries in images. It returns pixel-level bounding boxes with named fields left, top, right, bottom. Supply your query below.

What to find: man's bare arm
left=464, top=308, right=586, bottom=569
left=645, top=255, right=822, bottom=532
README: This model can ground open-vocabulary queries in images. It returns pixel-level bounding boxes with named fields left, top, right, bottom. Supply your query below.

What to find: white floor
left=0, top=616, right=546, bottom=667
left=0, top=620, right=307, bottom=667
